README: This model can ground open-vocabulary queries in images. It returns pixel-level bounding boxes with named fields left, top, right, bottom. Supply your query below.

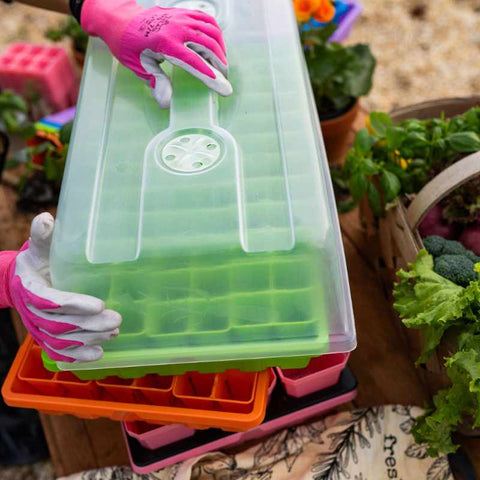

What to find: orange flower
left=313, top=0, right=336, bottom=23
left=293, top=0, right=321, bottom=22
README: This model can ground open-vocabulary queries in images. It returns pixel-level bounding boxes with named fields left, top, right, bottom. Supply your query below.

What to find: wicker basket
left=361, top=97, right=480, bottom=398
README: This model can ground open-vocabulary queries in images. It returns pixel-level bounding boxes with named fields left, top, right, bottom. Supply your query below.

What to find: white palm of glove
left=9, top=213, right=121, bottom=363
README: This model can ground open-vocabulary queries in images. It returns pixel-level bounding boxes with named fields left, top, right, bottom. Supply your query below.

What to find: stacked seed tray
left=2, top=336, right=356, bottom=469
left=2, top=337, right=272, bottom=431
left=122, top=358, right=356, bottom=474
left=2, top=0, right=356, bottom=438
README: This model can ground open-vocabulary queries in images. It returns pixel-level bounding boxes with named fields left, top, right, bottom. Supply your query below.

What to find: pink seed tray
left=0, top=43, right=78, bottom=111
left=123, top=368, right=357, bottom=474
left=125, top=369, right=277, bottom=450
left=276, top=353, right=349, bottom=398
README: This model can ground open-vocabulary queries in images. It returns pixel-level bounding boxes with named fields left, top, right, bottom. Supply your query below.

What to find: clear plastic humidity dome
left=50, top=0, right=356, bottom=371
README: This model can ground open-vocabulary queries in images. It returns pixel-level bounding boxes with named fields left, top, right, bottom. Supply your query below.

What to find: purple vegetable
left=418, top=205, right=457, bottom=239
left=460, top=226, right=480, bottom=256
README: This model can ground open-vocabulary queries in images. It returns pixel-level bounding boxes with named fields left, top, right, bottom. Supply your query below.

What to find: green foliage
left=393, top=251, right=480, bottom=456
left=333, top=106, right=480, bottom=216
left=301, top=28, right=376, bottom=116
left=59, top=121, right=74, bottom=145
left=8, top=126, right=70, bottom=190
left=46, top=16, right=88, bottom=53
left=0, top=90, right=34, bottom=137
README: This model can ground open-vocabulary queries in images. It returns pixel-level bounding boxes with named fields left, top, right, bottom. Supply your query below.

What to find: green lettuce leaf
left=412, top=363, right=475, bottom=456
left=393, top=251, right=470, bottom=361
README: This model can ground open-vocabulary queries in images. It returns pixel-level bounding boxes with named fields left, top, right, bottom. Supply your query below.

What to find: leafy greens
left=393, top=252, right=480, bottom=456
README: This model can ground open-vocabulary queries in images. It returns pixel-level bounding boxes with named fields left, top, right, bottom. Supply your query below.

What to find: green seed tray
left=41, top=350, right=312, bottom=379
left=50, top=0, right=355, bottom=374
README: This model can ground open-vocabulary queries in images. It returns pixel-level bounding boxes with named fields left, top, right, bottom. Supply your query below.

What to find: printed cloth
left=60, top=405, right=453, bottom=480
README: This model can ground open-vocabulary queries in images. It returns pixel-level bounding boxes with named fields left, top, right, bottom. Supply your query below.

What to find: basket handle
left=406, top=151, right=480, bottom=230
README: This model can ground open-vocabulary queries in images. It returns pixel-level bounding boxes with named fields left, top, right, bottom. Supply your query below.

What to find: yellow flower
left=399, top=158, right=412, bottom=170
left=293, top=0, right=321, bottom=22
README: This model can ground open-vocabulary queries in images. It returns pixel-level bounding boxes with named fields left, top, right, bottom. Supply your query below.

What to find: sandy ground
left=0, top=1, right=478, bottom=479
left=347, top=0, right=480, bottom=111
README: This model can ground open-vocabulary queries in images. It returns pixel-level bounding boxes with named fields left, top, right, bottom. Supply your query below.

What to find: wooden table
left=2, top=108, right=479, bottom=477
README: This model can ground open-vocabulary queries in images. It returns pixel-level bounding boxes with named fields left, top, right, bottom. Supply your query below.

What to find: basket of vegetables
left=334, top=97, right=480, bottom=456
left=334, top=97, right=480, bottom=288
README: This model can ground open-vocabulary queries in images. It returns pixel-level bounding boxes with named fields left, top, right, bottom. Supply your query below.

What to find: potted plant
left=300, top=24, right=375, bottom=164
left=333, top=101, right=480, bottom=250
left=46, top=16, right=89, bottom=67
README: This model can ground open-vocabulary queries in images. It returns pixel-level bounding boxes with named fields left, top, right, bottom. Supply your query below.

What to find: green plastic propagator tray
left=48, top=0, right=356, bottom=376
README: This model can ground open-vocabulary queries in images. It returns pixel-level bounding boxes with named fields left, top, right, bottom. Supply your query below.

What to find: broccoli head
left=423, top=236, right=480, bottom=263
left=434, top=254, right=477, bottom=287
left=423, top=236, right=448, bottom=257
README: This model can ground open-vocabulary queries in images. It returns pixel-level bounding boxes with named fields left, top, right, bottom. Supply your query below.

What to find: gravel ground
left=0, top=1, right=478, bottom=479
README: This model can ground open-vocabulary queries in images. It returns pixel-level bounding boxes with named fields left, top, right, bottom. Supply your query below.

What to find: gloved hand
left=80, top=0, right=232, bottom=108
left=0, top=213, right=121, bottom=363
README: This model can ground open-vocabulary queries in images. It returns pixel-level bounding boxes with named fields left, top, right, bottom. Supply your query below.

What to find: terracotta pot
left=320, top=100, right=359, bottom=165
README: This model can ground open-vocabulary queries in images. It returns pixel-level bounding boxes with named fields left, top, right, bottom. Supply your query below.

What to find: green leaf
left=337, top=199, right=356, bottom=214
left=369, top=112, right=392, bottom=136
left=304, top=36, right=375, bottom=115
left=343, top=44, right=376, bottom=98
left=380, top=170, right=401, bottom=202
left=1, top=111, right=19, bottom=133
left=409, top=158, right=426, bottom=168
left=354, top=128, right=376, bottom=156
left=366, top=182, right=382, bottom=216
left=405, top=131, right=429, bottom=148
left=393, top=250, right=472, bottom=359
left=446, top=132, right=480, bottom=153
left=60, top=121, right=74, bottom=145
left=386, top=126, right=406, bottom=150
left=20, top=123, right=36, bottom=140
left=363, top=158, right=378, bottom=175
left=411, top=370, right=469, bottom=456
left=349, top=173, right=368, bottom=203
left=45, top=16, right=89, bottom=53
left=447, top=349, right=480, bottom=393
left=301, top=23, right=337, bottom=45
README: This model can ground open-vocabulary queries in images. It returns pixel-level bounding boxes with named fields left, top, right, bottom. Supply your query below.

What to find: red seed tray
left=2, top=336, right=270, bottom=432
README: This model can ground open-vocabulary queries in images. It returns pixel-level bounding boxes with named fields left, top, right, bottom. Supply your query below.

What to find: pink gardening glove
left=80, top=0, right=232, bottom=108
left=0, top=213, right=121, bottom=363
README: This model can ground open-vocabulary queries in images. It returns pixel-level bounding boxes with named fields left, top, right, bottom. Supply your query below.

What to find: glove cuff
left=0, top=249, right=20, bottom=309
left=80, top=0, right=143, bottom=59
